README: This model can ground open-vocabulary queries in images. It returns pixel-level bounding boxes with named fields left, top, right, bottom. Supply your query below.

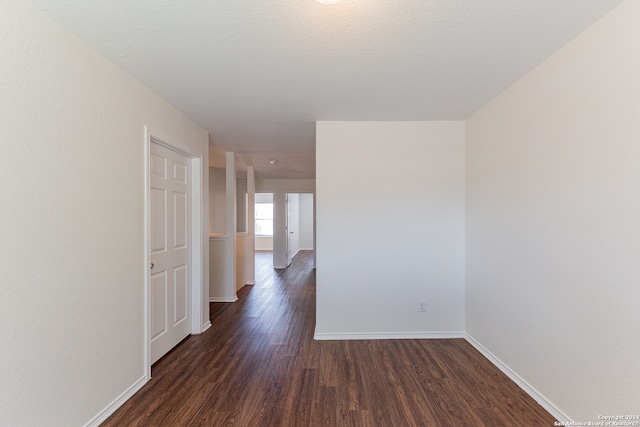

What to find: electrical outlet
left=418, top=300, right=426, bottom=312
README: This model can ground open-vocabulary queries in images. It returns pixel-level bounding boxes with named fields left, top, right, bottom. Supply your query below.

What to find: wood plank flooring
left=102, top=250, right=556, bottom=426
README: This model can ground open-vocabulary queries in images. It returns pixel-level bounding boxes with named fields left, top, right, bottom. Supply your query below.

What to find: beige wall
left=255, top=236, right=274, bottom=250
left=466, top=0, right=640, bottom=420
left=209, top=167, right=226, bottom=233
left=0, top=2, right=208, bottom=426
left=298, top=193, right=314, bottom=250
left=316, top=121, right=466, bottom=338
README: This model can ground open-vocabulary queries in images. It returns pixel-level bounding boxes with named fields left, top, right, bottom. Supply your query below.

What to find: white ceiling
left=31, top=0, right=623, bottom=179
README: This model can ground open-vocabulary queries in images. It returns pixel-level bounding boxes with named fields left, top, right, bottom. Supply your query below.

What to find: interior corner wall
left=0, top=2, right=209, bottom=426
left=209, top=167, right=226, bottom=233
left=316, top=121, right=465, bottom=337
left=465, top=0, right=640, bottom=421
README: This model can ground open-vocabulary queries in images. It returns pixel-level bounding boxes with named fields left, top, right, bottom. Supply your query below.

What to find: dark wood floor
left=103, top=250, right=555, bottom=426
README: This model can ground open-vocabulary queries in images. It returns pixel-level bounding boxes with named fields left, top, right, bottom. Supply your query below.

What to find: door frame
left=144, top=127, right=205, bottom=378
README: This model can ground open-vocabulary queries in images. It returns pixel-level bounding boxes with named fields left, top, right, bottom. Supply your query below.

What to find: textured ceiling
left=31, top=0, right=624, bottom=178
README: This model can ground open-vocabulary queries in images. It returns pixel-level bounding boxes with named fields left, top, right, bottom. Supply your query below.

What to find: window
left=255, top=203, right=273, bottom=236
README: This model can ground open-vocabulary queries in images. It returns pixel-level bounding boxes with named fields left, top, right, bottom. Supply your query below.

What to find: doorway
left=145, top=130, right=204, bottom=375
left=149, top=141, right=192, bottom=365
left=285, top=193, right=314, bottom=268
left=254, top=192, right=315, bottom=271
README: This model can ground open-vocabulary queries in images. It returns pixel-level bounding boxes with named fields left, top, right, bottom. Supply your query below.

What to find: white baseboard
left=209, top=296, right=238, bottom=303
left=201, top=321, right=212, bottom=333
left=314, top=331, right=465, bottom=340
left=83, top=375, right=148, bottom=427
left=464, top=333, right=570, bottom=423
left=246, top=280, right=256, bottom=286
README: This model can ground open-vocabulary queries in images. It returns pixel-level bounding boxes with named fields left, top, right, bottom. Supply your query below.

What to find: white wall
left=299, top=194, right=314, bottom=250
left=465, top=0, right=640, bottom=421
left=0, top=2, right=209, bottom=426
left=316, top=122, right=465, bottom=338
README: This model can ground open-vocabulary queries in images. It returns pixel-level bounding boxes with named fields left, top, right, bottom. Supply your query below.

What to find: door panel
left=150, top=152, right=167, bottom=179
left=150, top=142, right=191, bottom=364
left=173, top=192, right=187, bottom=249
left=150, top=271, right=167, bottom=340
left=173, top=162, right=187, bottom=184
left=173, top=264, right=188, bottom=325
left=150, top=188, right=167, bottom=254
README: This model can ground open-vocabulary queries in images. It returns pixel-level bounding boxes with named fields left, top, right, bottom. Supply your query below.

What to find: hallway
left=102, top=250, right=554, bottom=426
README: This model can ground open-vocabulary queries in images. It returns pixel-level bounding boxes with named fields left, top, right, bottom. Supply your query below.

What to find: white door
left=286, top=194, right=293, bottom=267
left=149, top=142, right=191, bottom=364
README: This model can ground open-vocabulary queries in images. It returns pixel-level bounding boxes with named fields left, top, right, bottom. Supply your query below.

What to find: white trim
left=464, top=333, right=570, bottom=423
left=144, top=127, right=205, bottom=376
left=246, top=280, right=256, bottom=286
left=143, top=128, right=151, bottom=380
left=83, top=376, right=148, bottom=427
left=314, top=331, right=465, bottom=340
left=210, top=296, right=238, bottom=303
left=190, top=156, right=204, bottom=335
left=201, top=321, right=212, bottom=333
